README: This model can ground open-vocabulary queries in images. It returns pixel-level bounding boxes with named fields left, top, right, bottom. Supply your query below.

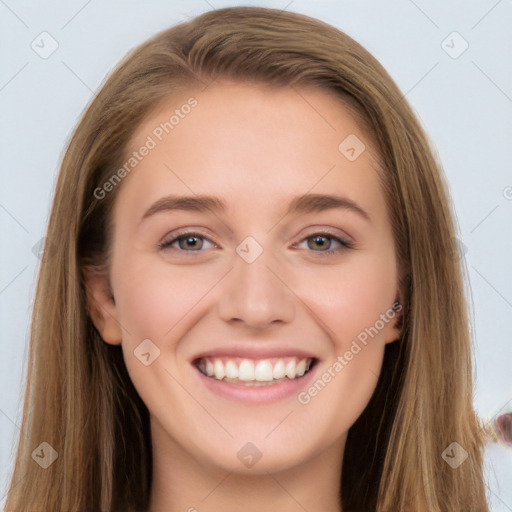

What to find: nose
left=216, top=245, right=296, bottom=330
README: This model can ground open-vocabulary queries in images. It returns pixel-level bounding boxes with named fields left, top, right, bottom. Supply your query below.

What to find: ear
left=83, top=266, right=123, bottom=346
left=383, top=295, right=404, bottom=345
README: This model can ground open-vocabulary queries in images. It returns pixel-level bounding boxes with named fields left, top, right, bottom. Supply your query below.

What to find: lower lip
left=192, top=361, right=319, bottom=404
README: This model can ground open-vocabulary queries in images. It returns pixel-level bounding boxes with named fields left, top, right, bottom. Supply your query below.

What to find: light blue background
left=1, top=0, right=511, bottom=509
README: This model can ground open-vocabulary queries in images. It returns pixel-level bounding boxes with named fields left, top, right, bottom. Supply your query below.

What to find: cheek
left=297, top=253, right=397, bottom=345
left=111, top=255, right=217, bottom=341
left=109, top=258, right=218, bottom=411
left=293, top=253, right=395, bottom=418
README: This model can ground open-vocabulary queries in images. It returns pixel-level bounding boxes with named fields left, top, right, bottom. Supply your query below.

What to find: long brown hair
left=4, top=6, right=490, bottom=511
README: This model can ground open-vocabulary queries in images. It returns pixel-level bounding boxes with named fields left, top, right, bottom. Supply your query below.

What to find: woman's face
left=88, top=81, right=401, bottom=474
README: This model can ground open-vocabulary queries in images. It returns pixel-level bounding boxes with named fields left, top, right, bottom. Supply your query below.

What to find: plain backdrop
left=1, top=0, right=511, bottom=509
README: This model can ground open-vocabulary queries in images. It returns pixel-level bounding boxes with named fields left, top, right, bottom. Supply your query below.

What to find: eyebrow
left=140, top=193, right=371, bottom=223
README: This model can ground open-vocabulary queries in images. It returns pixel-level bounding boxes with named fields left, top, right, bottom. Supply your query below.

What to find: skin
left=86, top=81, right=402, bottom=512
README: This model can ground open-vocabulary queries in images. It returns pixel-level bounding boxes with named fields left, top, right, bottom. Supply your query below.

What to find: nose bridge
left=217, top=237, right=295, bottom=328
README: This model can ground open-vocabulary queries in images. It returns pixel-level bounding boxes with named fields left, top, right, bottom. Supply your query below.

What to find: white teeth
left=225, top=360, right=238, bottom=379
left=273, top=360, right=286, bottom=379
left=254, top=360, right=274, bottom=382
left=296, top=359, right=307, bottom=377
left=206, top=360, right=214, bottom=377
left=213, top=360, right=225, bottom=380
left=285, top=360, right=296, bottom=379
left=238, top=359, right=255, bottom=381
left=196, top=356, right=314, bottom=383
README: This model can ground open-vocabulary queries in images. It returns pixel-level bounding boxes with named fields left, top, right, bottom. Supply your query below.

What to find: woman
left=4, top=6, right=490, bottom=511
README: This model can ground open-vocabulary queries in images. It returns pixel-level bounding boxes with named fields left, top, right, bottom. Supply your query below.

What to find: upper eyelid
left=159, top=230, right=217, bottom=249
left=160, top=229, right=216, bottom=243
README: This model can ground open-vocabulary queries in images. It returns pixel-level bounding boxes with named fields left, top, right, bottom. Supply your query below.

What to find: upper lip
left=191, top=345, right=318, bottom=363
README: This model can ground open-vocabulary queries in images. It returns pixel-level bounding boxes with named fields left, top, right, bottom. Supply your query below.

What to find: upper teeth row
left=198, top=357, right=313, bottom=382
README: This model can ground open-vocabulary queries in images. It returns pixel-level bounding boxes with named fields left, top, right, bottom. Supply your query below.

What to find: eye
left=159, top=231, right=216, bottom=252
left=295, top=231, right=354, bottom=255
left=158, top=229, right=354, bottom=256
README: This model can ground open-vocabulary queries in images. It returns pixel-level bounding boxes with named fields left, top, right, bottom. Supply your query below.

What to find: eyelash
left=158, top=229, right=354, bottom=256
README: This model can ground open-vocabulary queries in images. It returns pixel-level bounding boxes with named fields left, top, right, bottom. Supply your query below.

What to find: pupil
left=181, top=236, right=201, bottom=250
left=311, top=236, right=328, bottom=250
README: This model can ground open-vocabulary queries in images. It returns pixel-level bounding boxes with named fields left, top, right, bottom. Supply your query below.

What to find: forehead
left=113, top=82, right=387, bottom=227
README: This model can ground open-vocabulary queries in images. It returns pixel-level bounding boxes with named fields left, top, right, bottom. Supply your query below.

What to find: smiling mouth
left=193, top=356, right=318, bottom=386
